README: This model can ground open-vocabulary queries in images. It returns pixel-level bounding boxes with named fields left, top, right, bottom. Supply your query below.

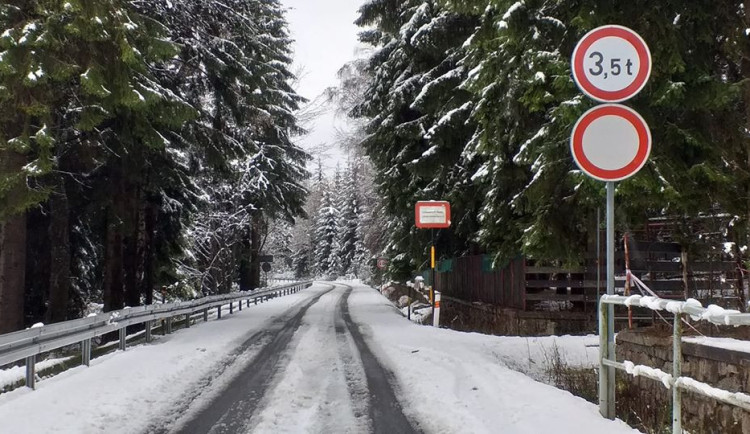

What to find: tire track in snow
left=169, top=284, right=335, bottom=434
left=244, top=285, right=370, bottom=433
left=337, top=283, right=421, bottom=434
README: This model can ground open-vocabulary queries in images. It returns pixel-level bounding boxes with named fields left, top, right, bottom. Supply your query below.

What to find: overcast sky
left=281, top=0, right=366, bottom=172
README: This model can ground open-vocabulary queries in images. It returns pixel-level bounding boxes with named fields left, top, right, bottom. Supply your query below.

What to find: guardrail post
left=82, top=338, right=92, bottom=366
left=166, top=317, right=173, bottom=334
left=25, top=355, right=35, bottom=389
left=119, top=327, right=127, bottom=351
left=203, top=308, right=209, bottom=322
left=254, top=297, right=258, bottom=305
left=673, top=313, right=683, bottom=433
left=145, top=320, right=153, bottom=342
left=239, top=299, right=242, bottom=311
left=217, top=305, right=222, bottom=319
left=185, top=313, right=191, bottom=328
left=230, top=301, right=234, bottom=314
left=599, top=298, right=614, bottom=418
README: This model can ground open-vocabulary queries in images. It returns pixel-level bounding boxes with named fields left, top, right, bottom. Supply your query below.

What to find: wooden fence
left=430, top=239, right=740, bottom=313
left=433, top=256, right=525, bottom=309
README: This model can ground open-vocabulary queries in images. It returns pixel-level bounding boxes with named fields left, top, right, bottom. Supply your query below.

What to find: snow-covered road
left=0, top=282, right=639, bottom=433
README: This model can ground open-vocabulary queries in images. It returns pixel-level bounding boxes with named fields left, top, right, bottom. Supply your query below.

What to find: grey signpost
left=571, top=24, right=652, bottom=419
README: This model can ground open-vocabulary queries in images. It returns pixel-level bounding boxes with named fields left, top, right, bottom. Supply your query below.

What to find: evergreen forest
left=346, top=0, right=750, bottom=285
left=0, top=0, right=309, bottom=333
left=4, top=0, right=750, bottom=332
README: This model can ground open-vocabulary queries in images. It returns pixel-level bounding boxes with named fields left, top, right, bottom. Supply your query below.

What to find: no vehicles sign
left=570, top=104, right=651, bottom=182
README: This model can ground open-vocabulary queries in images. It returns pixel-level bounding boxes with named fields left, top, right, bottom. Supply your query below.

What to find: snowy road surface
left=0, top=282, right=639, bottom=433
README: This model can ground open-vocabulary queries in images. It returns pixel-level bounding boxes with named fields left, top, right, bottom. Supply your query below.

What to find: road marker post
left=433, top=292, right=441, bottom=327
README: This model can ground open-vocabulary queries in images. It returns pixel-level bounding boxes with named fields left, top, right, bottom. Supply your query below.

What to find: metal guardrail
left=0, top=281, right=312, bottom=390
left=599, top=294, right=750, bottom=433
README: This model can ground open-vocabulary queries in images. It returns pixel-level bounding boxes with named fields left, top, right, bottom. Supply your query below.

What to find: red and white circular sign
left=570, top=104, right=651, bottom=182
left=572, top=25, right=651, bottom=103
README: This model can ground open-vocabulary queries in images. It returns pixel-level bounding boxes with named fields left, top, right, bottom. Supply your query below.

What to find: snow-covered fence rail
left=599, top=294, right=750, bottom=433
left=0, top=281, right=312, bottom=390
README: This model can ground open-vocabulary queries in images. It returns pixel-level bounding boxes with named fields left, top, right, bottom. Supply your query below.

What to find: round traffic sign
left=376, top=258, right=388, bottom=270
left=570, top=104, right=651, bottom=181
left=572, top=25, right=651, bottom=102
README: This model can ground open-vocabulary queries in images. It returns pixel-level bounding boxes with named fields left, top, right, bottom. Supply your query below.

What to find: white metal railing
left=0, top=281, right=312, bottom=390
left=599, top=294, right=750, bottom=433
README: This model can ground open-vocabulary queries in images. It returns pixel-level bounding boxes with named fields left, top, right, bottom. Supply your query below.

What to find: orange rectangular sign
left=415, top=201, right=451, bottom=229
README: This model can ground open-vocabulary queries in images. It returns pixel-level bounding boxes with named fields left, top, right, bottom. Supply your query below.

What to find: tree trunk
left=123, top=182, right=141, bottom=308
left=47, top=177, right=71, bottom=323
left=734, top=237, right=747, bottom=312
left=0, top=150, right=28, bottom=333
left=0, top=214, right=26, bottom=333
left=250, top=214, right=262, bottom=289
left=142, top=200, right=156, bottom=305
left=743, top=0, right=750, bottom=312
left=239, top=228, right=252, bottom=291
left=103, top=191, right=125, bottom=312
left=681, top=247, right=690, bottom=301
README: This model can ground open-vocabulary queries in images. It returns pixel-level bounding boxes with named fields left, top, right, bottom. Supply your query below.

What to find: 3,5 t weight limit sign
left=572, top=25, right=651, bottom=102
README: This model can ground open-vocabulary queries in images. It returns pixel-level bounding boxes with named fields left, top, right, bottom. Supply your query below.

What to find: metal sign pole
left=605, top=181, right=616, bottom=418
left=571, top=24, right=652, bottom=423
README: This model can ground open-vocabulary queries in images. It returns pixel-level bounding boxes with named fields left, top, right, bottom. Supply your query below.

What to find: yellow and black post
left=431, top=229, right=436, bottom=308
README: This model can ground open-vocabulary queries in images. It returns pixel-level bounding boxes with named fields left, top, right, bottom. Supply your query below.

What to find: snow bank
left=347, top=284, right=640, bottom=433
left=0, top=285, right=322, bottom=433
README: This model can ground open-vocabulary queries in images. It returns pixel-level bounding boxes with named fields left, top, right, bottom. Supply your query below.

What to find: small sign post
left=261, top=261, right=272, bottom=287
left=415, top=201, right=450, bottom=318
left=571, top=24, right=652, bottom=420
left=415, top=201, right=451, bottom=229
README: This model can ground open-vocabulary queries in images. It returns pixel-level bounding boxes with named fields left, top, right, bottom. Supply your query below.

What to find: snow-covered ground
left=0, top=282, right=638, bottom=433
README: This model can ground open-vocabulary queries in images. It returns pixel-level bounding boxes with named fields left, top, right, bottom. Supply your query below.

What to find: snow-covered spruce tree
left=0, top=0, right=195, bottom=328
left=265, top=219, right=294, bottom=273
left=314, top=184, right=339, bottom=277
left=0, top=0, right=57, bottom=332
left=353, top=1, right=483, bottom=278
left=136, top=0, right=308, bottom=294
left=453, top=0, right=744, bottom=265
left=336, top=163, right=359, bottom=275
left=328, top=62, right=387, bottom=277
left=291, top=242, right=312, bottom=279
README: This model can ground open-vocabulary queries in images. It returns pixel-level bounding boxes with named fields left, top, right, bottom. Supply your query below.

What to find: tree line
left=281, top=158, right=381, bottom=281
left=0, top=0, right=308, bottom=333
left=350, top=0, right=750, bottom=282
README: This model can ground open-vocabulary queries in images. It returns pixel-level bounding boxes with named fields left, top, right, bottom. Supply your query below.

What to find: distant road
left=167, top=283, right=420, bottom=434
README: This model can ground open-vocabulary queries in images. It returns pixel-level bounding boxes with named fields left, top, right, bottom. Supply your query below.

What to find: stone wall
left=441, top=296, right=595, bottom=337
left=617, top=329, right=750, bottom=433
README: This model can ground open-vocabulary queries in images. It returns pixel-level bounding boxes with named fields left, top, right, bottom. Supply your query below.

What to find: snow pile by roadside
left=1, top=356, right=75, bottom=390
left=0, top=286, right=323, bottom=434
left=347, top=283, right=639, bottom=434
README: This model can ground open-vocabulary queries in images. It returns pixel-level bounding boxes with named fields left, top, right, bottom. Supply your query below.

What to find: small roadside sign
left=570, top=104, right=651, bottom=182
left=376, top=258, right=388, bottom=270
left=572, top=25, right=651, bottom=103
left=415, top=201, right=451, bottom=229
left=259, top=255, right=273, bottom=263
left=261, top=262, right=272, bottom=273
